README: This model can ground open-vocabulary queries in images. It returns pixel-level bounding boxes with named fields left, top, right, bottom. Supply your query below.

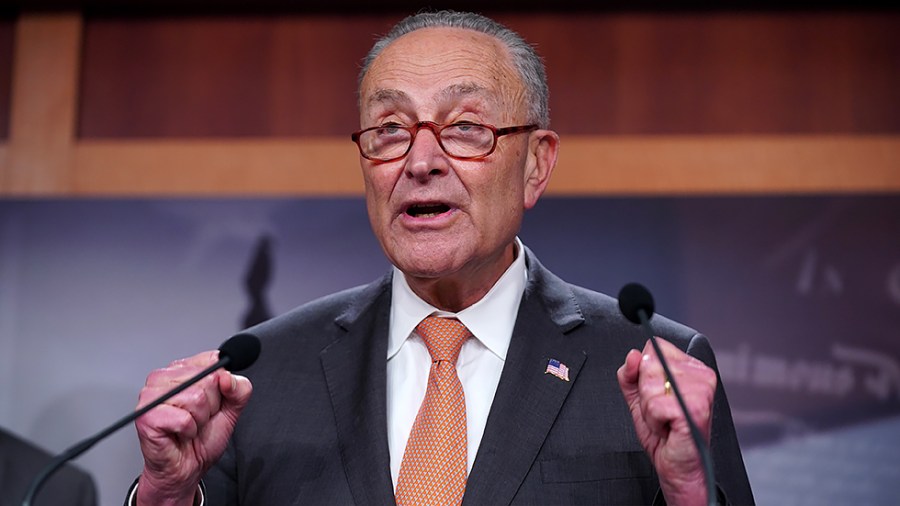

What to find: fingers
left=137, top=403, right=201, bottom=447
left=139, top=352, right=221, bottom=416
left=139, top=351, right=219, bottom=398
left=135, top=350, right=244, bottom=444
left=640, top=339, right=716, bottom=393
left=618, top=338, right=717, bottom=438
left=636, top=338, right=717, bottom=438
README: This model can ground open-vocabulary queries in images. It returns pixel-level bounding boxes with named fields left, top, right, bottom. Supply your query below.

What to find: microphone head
left=618, top=282, right=655, bottom=324
left=218, top=333, right=261, bottom=372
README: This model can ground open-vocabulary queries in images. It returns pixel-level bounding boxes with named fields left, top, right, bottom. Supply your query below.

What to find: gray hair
left=358, top=10, right=550, bottom=128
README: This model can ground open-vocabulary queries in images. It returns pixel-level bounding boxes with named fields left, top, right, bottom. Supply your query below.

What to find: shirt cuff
left=125, top=477, right=205, bottom=506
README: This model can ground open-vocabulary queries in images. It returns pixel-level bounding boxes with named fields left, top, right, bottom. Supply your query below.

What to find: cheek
left=471, top=161, right=526, bottom=226
left=363, top=170, right=393, bottom=224
left=363, top=162, right=400, bottom=197
left=489, top=150, right=528, bottom=204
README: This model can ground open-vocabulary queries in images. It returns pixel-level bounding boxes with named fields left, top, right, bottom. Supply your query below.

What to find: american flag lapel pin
left=545, top=358, right=570, bottom=381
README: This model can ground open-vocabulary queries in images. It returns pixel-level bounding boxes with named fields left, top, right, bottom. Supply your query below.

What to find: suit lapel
left=463, top=250, right=587, bottom=505
left=320, top=275, right=397, bottom=506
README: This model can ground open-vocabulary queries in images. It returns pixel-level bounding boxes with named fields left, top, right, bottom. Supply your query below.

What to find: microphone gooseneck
left=20, top=333, right=261, bottom=506
left=617, top=283, right=716, bottom=506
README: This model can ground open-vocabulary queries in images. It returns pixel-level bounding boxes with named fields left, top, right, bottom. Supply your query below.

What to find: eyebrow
left=438, top=82, right=488, bottom=102
left=366, top=82, right=490, bottom=109
left=367, top=88, right=411, bottom=108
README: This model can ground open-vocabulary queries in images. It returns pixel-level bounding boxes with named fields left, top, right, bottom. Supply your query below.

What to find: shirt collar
left=388, top=237, right=528, bottom=361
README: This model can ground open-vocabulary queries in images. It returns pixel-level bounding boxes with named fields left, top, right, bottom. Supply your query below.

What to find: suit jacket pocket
left=539, top=451, right=652, bottom=483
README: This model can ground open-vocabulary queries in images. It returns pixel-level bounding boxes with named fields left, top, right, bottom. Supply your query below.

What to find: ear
left=523, top=129, right=560, bottom=210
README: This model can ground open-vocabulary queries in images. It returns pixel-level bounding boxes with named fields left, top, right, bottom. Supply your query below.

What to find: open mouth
left=405, top=203, right=451, bottom=218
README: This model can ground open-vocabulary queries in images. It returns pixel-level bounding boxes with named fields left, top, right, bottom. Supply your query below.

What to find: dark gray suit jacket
left=206, top=250, right=755, bottom=505
left=0, top=428, right=97, bottom=506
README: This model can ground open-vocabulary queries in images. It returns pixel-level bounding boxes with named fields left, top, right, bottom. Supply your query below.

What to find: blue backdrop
left=1, top=195, right=898, bottom=505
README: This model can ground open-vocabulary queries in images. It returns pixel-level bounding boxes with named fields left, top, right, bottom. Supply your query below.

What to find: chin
left=393, top=256, right=457, bottom=279
left=387, top=233, right=463, bottom=267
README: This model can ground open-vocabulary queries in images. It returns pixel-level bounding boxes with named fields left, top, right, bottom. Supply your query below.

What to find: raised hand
left=617, top=338, right=717, bottom=506
left=134, top=351, right=253, bottom=506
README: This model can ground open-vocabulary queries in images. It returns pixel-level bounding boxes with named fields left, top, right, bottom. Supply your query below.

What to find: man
left=0, top=427, right=97, bottom=506
left=128, top=10, right=754, bottom=506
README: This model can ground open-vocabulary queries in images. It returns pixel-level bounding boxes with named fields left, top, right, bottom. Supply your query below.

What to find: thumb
left=617, top=348, right=643, bottom=402
left=219, top=373, right=253, bottom=413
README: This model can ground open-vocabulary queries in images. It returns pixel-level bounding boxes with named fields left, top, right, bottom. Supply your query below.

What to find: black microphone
left=617, top=283, right=716, bottom=506
left=20, top=333, right=261, bottom=506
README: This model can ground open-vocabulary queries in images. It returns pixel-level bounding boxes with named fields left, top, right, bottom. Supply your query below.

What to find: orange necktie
left=395, top=316, right=471, bottom=506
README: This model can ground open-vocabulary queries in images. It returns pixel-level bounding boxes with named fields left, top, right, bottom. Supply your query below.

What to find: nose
left=404, top=124, right=450, bottom=181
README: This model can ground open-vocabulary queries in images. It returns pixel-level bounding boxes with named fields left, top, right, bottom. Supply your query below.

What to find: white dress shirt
left=386, top=237, right=528, bottom=489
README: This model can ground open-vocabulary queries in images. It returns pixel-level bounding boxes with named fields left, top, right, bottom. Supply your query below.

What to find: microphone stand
left=20, top=357, right=230, bottom=506
left=631, top=304, right=717, bottom=506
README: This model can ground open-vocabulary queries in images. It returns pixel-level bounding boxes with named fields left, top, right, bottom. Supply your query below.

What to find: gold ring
left=664, top=380, right=672, bottom=396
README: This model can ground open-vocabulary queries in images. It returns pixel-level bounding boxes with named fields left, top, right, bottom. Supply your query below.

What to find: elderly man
left=128, top=10, right=754, bottom=506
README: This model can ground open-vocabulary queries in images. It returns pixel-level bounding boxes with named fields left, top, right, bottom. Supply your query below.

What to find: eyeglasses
left=351, top=121, right=538, bottom=163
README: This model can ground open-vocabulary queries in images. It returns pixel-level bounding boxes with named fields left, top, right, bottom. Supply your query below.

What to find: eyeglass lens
left=360, top=123, right=494, bottom=160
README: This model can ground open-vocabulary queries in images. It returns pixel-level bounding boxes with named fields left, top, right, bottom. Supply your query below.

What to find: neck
left=404, top=243, right=517, bottom=312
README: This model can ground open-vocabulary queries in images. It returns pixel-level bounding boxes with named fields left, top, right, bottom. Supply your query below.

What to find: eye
left=443, top=123, right=490, bottom=141
left=375, top=123, right=405, bottom=137
left=451, top=122, right=480, bottom=132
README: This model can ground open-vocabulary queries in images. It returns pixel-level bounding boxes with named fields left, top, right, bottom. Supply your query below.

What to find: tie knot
left=416, top=316, right=472, bottom=363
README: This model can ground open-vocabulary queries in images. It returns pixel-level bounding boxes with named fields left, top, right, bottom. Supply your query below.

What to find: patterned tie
left=395, top=316, right=472, bottom=506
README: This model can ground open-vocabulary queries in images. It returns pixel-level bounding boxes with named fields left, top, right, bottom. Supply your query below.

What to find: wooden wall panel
left=69, top=135, right=900, bottom=196
left=2, top=11, right=898, bottom=195
left=4, top=13, right=81, bottom=193
left=0, top=16, right=15, bottom=139
left=504, top=12, right=900, bottom=134
left=78, top=14, right=400, bottom=138
left=77, top=12, right=900, bottom=138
